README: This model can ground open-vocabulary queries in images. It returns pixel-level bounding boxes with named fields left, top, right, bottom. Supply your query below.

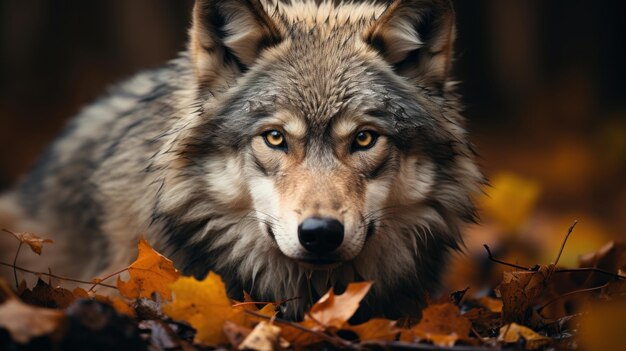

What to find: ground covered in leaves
left=1, top=176, right=626, bottom=351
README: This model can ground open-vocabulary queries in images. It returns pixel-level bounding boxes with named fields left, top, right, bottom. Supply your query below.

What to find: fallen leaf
left=0, top=298, right=65, bottom=343
left=224, top=320, right=252, bottom=348
left=497, top=265, right=555, bottom=324
left=463, top=307, right=501, bottom=337
left=110, top=297, right=136, bottom=317
left=307, top=281, right=373, bottom=329
left=72, top=287, right=90, bottom=298
left=19, top=278, right=76, bottom=309
left=411, top=303, right=471, bottom=347
left=163, top=272, right=243, bottom=346
left=117, top=238, right=180, bottom=301
left=498, top=323, right=550, bottom=350
left=344, top=318, right=398, bottom=341
left=238, top=321, right=282, bottom=351
left=579, top=241, right=626, bottom=278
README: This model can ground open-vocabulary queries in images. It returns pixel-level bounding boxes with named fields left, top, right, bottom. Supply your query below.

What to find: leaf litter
left=0, top=219, right=625, bottom=350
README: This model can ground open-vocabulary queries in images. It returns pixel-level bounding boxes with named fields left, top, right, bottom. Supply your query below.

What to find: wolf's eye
left=352, top=131, right=378, bottom=151
left=263, top=130, right=287, bottom=150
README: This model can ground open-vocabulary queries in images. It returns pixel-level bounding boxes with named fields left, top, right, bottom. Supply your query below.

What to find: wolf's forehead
left=266, top=1, right=387, bottom=28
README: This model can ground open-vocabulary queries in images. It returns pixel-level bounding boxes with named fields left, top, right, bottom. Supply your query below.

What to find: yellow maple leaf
left=163, top=272, right=244, bottom=346
left=116, top=239, right=180, bottom=301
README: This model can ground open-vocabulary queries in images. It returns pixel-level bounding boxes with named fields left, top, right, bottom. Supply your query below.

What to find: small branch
left=553, top=267, right=625, bottom=280
left=88, top=267, right=129, bottom=292
left=554, top=221, right=577, bottom=266
left=0, top=261, right=117, bottom=289
left=12, top=241, right=23, bottom=289
left=483, top=245, right=534, bottom=271
left=232, top=296, right=301, bottom=308
left=537, top=283, right=608, bottom=313
left=483, top=244, right=626, bottom=280
left=2, top=228, right=21, bottom=241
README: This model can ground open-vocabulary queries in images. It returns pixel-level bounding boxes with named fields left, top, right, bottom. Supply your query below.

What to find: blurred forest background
left=0, top=1, right=624, bottom=288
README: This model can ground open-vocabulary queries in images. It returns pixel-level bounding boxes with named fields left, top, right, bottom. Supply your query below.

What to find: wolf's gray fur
left=0, top=0, right=483, bottom=319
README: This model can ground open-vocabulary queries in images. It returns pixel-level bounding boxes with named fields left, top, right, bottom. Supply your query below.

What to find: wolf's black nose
left=298, top=217, right=344, bottom=255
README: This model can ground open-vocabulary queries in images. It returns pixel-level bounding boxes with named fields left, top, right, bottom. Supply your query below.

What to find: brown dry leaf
left=497, top=265, right=555, bottom=324
left=5, top=230, right=53, bottom=255
left=279, top=318, right=323, bottom=345
left=498, top=323, right=550, bottom=350
left=411, top=303, right=471, bottom=347
left=163, top=272, right=244, bottom=346
left=307, top=281, right=373, bottom=329
left=579, top=241, right=626, bottom=276
left=344, top=318, right=398, bottom=341
left=463, top=307, right=501, bottom=337
left=72, top=287, right=90, bottom=298
left=19, top=278, right=76, bottom=309
left=238, top=321, right=282, bottom=351
left=224, top=320, right=252, bottom=348
left=117, top=238, right=180, bottom=301
left=578, top=300, right=626, bottom=351
left=0, top=298, right=65, bottom=343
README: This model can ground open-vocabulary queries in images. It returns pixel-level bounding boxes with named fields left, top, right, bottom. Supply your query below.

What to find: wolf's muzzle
left=297, top=217, right=344, bottom=255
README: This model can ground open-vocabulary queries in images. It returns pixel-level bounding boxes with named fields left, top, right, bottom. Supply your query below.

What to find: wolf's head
left=160, top=0, right=483, bottom=318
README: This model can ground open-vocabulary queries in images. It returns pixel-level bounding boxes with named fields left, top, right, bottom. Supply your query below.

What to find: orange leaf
left=344, top=318, right=399, bottom=341
left=307, top=281, right=373, bottom=329
left=163, top=272, right=244, bottom=346
left=116, top=239, right=180, bottom=301
left=411, top=303, right=471, bottom=347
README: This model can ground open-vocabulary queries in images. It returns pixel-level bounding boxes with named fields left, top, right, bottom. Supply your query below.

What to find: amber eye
left=352, top=130, right=378, bottom=151
left=263, top=130, right=287, bottom=150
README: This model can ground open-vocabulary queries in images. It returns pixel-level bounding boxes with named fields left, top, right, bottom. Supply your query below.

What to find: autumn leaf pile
left=1, top=174, right=626, bottom=350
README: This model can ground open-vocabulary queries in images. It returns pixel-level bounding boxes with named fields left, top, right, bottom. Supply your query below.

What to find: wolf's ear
left=364, top=0, right=455, bottom=89
left=190, top=0, right=283, bottom=85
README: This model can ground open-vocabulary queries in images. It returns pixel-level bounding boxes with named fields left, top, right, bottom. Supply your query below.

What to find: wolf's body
left=0, top=0, right=483, bottom=319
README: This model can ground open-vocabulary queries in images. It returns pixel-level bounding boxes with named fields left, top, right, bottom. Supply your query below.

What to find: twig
left=232, top=296, right=301, bottom=308
left=12, top=241, right=23, bottom=289
left=0, top=261, right=116, bottom=289
left=483, top=245, right=626, bottom=280
left=537, top=283, right=609, bottom=313
left=554, top=267, right=626, bottom=279
left=243, top=309, right=357, bottom=349
left=554, top=220, right=577, bottom=266
left=2, top=228, right=21, bottom=241
left=88, top=267, right=129, bottom=292
left=483, top=245, right=533, bottom=271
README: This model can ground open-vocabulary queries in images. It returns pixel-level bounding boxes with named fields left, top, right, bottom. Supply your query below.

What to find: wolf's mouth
left=297, top=256, right=342, bottom=269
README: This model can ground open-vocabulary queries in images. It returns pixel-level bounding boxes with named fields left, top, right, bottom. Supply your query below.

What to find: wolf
left=0, top=0, right=483, bottom=319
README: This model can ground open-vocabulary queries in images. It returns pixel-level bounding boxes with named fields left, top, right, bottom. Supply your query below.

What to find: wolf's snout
left=297, top=217, right=344, bottom=254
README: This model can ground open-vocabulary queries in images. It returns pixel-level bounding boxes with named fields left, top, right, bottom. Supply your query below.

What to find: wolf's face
left=241, top=53, right=441, bottom=267
left=163, top=0, right=482, bottom=316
